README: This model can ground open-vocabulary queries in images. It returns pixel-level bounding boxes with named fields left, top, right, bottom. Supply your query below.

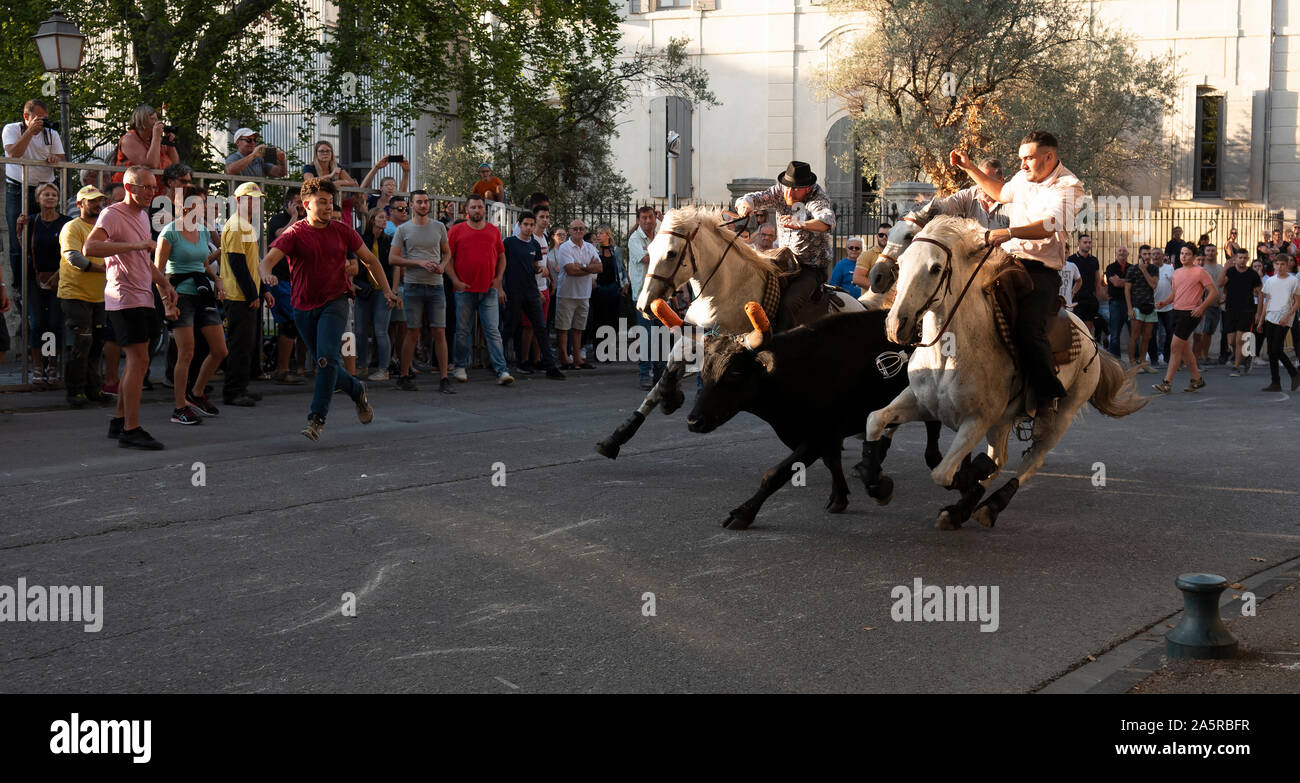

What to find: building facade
left=616, top=0, right=1300, bottom=214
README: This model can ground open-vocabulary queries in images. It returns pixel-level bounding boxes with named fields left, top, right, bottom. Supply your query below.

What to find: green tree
left=815, top=0, right=1178, bottom=194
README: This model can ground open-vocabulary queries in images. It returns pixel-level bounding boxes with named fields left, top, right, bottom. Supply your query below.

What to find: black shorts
left=1172, top=309, right=1202, bottom=341
left=1226, top=308, right=1254, bottom=333
left=107, top=306, right=163, bottom=346
left=167, top=293, right=223, bottom=330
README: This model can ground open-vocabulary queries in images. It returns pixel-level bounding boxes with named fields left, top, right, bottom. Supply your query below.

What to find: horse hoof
left=868, top=475, right=894, bottom=505
left=723, top=510, right=755, bottom=530
left=826, top=497, right=848, bottom=513
left=936, top=507, right=963, bottom=530
left=972, top=505, right=997, bottom=528
left=594, top=441, right=620, bottom=460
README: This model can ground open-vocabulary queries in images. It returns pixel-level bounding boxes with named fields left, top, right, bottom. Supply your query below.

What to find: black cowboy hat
left=777, top=161, right=817, bottom=188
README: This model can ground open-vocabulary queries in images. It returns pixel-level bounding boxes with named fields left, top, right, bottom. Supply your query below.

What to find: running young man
left=259, top=177, right=400, bottom=440
left=1256, top=254, right=1300, bottom=391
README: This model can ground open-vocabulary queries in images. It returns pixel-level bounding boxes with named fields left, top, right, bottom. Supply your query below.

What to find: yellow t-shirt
left=855, top=246, right=881, bottom=276
left=57, top=217, right=106, bottom=303
left=220, top=215, right=261, bottom=301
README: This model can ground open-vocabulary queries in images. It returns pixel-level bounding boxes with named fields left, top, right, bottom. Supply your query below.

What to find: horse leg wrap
left=924, top=421, right=943, bottom=469
left=595, top=411, right=646, bottom=460
left=979, top=478, right=1019, bottom=516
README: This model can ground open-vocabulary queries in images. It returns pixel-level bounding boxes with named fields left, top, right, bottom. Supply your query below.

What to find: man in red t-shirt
left=446, top=193, right=512, bottom=385
left=260, top=177, right=400, bottom=440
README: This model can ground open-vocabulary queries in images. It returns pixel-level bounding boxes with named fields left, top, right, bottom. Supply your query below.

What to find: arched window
left=825, top=116, right=866, bottom=207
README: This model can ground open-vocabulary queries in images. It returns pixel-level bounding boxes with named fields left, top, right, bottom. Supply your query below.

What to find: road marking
left=531, top=517, right=601, bottom=540
left=274, top=562, right=398, bottom=635
left=389, top=646, right=521, bottom=660
left=1206, top=485, right=1298, bottom=495
left=494, top=676, right=520, bottom=690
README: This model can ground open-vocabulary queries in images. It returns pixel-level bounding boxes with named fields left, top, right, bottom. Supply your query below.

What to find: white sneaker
left=368, top=369, right=388, bottom=381
left=497, top=371, right=515, bottom=386
left=453, top=367, right=468, bottom=382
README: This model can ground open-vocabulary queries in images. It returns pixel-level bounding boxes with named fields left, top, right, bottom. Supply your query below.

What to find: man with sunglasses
left=83, top=166, right=178, bottom=450
left=852, top=223, right=892, bottom=291
left=830, top=238, right=864, bottom=298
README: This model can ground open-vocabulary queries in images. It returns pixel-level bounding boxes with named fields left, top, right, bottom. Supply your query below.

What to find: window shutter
left=650, top=98, right=666, bottom=198
left=668, top=97, right=692, bottom=199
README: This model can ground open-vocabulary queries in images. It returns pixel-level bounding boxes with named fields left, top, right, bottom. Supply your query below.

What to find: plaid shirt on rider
left=736, top=183, right=836, bottom=270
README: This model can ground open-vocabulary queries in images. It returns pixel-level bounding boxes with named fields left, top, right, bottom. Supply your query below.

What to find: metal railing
left=2, top=154, right=526, bottom=387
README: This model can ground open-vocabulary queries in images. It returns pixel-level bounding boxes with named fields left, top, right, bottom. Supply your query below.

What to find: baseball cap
left=233, top=127, right=257, bottom=142
left=478, top=162, right=492, bottom=170
left=76, top=185, right=106, bottom=202
left=234, top=182, right=266, bottom=198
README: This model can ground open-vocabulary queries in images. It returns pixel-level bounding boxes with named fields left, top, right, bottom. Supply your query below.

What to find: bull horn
left=651, top=298, right=683, bottom=329
left=743, top=301, right=769, bottom=349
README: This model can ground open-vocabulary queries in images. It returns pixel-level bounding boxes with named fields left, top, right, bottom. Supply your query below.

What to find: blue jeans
left=453, top=289, right=507, bottom=375
left=293, top=296, right=362, bottom=422
left=636, top=310, right=667, bottom=383
left=1106, top=299, right=1128, bottom=357
left=352, top=293, right=393, bottom=371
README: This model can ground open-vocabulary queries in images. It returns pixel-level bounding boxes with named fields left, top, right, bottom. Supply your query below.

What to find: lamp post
left=31, top=9, right=86, bottom=163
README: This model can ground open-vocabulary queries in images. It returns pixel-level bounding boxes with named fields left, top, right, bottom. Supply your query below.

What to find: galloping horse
left=595, top=206, right=863, bottom=459
left=862, top=217, right=1146, bottom=530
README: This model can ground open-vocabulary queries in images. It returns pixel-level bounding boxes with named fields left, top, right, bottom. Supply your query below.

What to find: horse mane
left=663, top=205, right=783, bottom=276
left=915, top=215, right=1011, bottom=283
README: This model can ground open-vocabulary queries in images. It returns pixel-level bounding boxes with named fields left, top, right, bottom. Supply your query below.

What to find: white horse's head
left=886, top=215, right=988, bottom=345
left=636, top=207, right=709, bottom=318
left=868, top=198, right=940, bottom=294
left=635, top=206, right=780, bottom=324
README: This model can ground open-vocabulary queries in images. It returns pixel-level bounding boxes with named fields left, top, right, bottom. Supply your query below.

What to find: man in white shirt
left=627, top=205, right=665, bottom=389
left=1256, top=255, right=1300, bottom=391
left=4, top=98, right=65, bottom=295
left=554, top=218, right=602, bottom=369
left=951, top=130, right=1084, bottom=415
left=1153, top=252, right=1175, bottom=364
left=1058, top=258, right=1081, bottom=309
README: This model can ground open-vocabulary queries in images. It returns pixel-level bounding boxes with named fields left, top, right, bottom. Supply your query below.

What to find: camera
left=29, top=117, right=60, bottom=132
left=388, top=154, right=404, bottom=164
left=263, top=145, right=279, bottom=164
left=162, top=124, right=179, bottom=135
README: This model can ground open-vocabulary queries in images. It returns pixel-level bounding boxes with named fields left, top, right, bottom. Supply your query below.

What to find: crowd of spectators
left=4, top=99, right=1299, bottom=445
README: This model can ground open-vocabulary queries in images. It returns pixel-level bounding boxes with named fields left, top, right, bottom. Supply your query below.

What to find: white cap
left=233, top=127, right=257, bottom=142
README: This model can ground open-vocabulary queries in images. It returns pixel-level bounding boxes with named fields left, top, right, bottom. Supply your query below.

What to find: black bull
left=686, top=309, right=942, bottom=530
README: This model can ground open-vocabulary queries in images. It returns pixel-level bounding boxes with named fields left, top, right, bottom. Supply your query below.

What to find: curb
left=1037, top=554, right=1300, bottom=693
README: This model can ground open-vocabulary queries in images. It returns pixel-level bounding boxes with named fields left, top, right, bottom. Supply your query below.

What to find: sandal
left=1183, top=377, right=1205, bottom=392
left=1151, top=381, right=1171, bottom=393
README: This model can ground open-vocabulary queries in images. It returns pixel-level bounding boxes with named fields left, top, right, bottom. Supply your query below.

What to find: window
left=658, top=0, right=691, bottom=8
left=1195, top=90, right=1223, bottom=197
left=340, top=114, right=372, bottom=182
left=825, top=116, right=871, bottom=206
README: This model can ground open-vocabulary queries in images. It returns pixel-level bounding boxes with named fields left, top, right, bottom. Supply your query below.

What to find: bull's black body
left=688, top=309, right=940, bottom=529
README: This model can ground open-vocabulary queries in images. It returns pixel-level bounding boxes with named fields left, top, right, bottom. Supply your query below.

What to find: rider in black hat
left=736, top=161, right=836, bottom=323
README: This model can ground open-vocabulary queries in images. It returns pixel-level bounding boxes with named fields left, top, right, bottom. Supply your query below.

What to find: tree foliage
left=815, top=0, right=1178, bottom=194
left=4, top=0, right=714, bottom=206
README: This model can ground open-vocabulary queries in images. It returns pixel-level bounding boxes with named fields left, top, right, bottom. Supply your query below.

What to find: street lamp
left=31, top=9, right=86, bottom=151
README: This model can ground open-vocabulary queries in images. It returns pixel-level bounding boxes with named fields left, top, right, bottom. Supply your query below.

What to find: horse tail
left=1088, top=350, right=1148, bottom=418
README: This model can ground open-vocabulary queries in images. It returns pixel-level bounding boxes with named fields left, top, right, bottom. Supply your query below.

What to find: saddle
left=983, top=257, right=1082, bottom=370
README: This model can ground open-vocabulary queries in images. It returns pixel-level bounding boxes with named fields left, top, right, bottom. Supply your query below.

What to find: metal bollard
left=1165, top=573, right=1239, bottom=659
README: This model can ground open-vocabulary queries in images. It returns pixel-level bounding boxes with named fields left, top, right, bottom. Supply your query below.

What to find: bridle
left=645, top=213, right=749, bottom=303
left=875, top=213, right=922, bottom=272
left=901, top=234, right=997, bottom=348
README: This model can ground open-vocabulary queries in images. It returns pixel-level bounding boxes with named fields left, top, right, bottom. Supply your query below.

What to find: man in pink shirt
left=83, top=165, right=178, bottom=449
left=1152, top=245, right=1218, bottom=393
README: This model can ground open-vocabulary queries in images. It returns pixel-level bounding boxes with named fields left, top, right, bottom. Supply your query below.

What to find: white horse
left=862, top=216, right=1146, bottom=529
left=596, top=206, right=863, bottom=458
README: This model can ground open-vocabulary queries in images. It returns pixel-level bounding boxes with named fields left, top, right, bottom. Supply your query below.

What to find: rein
left=908, top=235, right=998, bottom=349
left=649, top=219, right=743, bottom=302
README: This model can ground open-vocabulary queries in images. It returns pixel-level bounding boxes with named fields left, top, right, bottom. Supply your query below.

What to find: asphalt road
left=1, top=360, right=1297, bottom=692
